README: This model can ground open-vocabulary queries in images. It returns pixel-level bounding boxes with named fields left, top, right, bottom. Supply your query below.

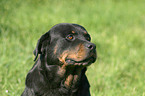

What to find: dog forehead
left=50, top=23, right=88, bottom=36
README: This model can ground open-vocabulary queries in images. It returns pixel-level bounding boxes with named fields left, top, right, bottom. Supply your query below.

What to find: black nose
left=85, top=43, right=96, bottom=50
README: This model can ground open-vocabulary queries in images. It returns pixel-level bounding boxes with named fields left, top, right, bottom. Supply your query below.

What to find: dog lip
left=65, top=56, right=96, bottom=66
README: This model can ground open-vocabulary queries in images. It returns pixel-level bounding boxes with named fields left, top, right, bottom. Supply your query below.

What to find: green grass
left=0, top=0, right=145, bottom=96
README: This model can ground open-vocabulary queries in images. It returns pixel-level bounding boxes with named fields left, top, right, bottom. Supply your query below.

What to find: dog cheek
left=76, top=44, right=87, bottom=59
left=53, top=45, right=58, bottom=55
left=67, top=44, right=87, bottom=61
left=58, top=51, right=69, bottom=64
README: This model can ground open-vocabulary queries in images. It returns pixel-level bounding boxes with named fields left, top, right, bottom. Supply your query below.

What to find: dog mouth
left=65, top=54, right=96, bottom=67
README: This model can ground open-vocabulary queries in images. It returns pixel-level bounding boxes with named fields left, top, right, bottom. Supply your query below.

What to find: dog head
left=34, top=23, right=97, bottom=67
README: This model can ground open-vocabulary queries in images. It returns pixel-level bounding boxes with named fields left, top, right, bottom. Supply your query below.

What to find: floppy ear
left=33, top=31, right=50, bottom=61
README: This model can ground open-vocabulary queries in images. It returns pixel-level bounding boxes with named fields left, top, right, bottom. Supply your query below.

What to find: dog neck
left=38, top=55, right=86, bottom=93
left=57, top=64, right=86, bottom=90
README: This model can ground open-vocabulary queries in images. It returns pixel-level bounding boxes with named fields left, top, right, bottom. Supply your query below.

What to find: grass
left=0, top=0, right=145, bottom=96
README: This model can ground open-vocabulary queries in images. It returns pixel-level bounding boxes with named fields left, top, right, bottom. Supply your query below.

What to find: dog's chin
left=65, top=56, right=96, bottom=67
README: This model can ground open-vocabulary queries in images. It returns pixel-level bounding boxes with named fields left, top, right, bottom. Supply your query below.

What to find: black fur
left=21, top=23, right=97, bottom=96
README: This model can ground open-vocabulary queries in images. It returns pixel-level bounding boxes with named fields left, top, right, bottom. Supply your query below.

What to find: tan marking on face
left=64, top=74, right=73, bottom=88
left=77, top=44, right=86, bottom=58
left=58, top=51, right=69, bottom=77
left=54, top=45, right=58, bottom=54
left=84, top=31, right=87, bottom=34
left=58, top=51, right=69, bottom=64
left=57, top=64, right=67, bottom=77
left=67, top=44, right=87, bottom=61
left=72, top=31, right=75, bottom=34
left=57, top=44, right=87, bottom=77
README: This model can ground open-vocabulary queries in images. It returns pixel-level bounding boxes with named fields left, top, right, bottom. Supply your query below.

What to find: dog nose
left=85, top=43, right=96, bottom=50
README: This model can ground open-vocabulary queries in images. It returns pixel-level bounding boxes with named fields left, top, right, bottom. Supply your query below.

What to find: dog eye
left=66, top=34, right=74, bottom=40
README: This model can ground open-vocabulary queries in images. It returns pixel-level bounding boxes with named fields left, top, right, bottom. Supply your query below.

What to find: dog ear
left=33, top=32, right=50, bottom=61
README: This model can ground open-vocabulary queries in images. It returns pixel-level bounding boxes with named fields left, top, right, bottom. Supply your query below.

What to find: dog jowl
left=21, top=23, right=97, bottom=96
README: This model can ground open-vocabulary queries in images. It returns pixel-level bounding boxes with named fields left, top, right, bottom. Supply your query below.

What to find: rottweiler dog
left=21, top=23, right=97, bottom=96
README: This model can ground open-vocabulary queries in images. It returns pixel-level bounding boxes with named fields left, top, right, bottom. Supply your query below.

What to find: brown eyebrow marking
left=84, top=31, right=87, bottom=34
left=72, top=31, right=75, bottom=34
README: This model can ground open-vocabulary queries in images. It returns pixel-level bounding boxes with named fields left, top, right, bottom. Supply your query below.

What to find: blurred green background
left=0, top=0, right=145, bottom=96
